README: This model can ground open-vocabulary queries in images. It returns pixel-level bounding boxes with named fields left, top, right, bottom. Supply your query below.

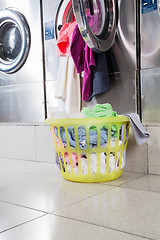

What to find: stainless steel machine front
left=0, top=0, right=44, bottom=122
left=43, top=0, right=137, bottom=117
left=2, top=0, right=158, bottom=124
left=141, top=0, right=160, bottom=123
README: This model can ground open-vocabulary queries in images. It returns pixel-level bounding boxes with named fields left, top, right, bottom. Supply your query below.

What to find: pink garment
left=64, top=152, right=78, bottom=168
left=57, top=21, right=77, bottom=56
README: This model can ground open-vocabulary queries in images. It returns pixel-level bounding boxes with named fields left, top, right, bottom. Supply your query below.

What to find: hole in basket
left=81, top=154, right=88, bottom=175
left=55, top=152, right=65, bottom=172
left=120, top=123, right=129, bottom=144
left=53, top=126, right=67, bottom=148
left=116, top=150, right=126, bottom=171
left=125, top=123, right=130, bottom=144
left=90, top=152, right=97, bottom=174
left=53, top=127, right=59, bottom=146
left=59, top=126, right=67, bottom=148
left=108, top=150, right=125, bottom=172
left=100, top=152, right=107, bottom=174
left=89, top=126, right=97, bottom=148
left=119, top=124, right=125, bottom=142
left=108, top=152, right=115, bottom=173
left=90, top=152, right=107, bottom=175
left=100, top=126, right=110, bottom=148
left=67, top=126, right=76, bottom=148
left=111, top=124, right=118, bottom=137
left=78, top=126, right=87, bottom=149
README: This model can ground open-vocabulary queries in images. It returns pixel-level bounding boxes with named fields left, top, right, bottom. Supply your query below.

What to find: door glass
left=83, top=0, right=106, bottom=36
left=72, top=0, right=116, bottom=51
left=0, top=23, right=22, bottom=62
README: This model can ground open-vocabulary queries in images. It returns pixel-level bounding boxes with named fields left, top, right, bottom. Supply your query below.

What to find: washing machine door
left=72, top=0, right=117, bottom=52
left=0, top=8, right=30, bottom=74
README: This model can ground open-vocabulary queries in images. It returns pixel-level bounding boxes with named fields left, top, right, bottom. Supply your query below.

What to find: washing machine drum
left=0, top=8, right=30, bottom=74
left=72, top=0, right=117, bottom=52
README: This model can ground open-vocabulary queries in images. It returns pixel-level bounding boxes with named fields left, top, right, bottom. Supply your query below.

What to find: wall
left=0, top=123, right=158, bottom=175
left=0, top=124, right=54, bottom=163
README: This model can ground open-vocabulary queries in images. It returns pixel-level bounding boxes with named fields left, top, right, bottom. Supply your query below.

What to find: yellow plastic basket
left=45, top=116, right=130, bottom=183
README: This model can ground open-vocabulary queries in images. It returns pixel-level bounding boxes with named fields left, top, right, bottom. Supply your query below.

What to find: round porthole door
left=0, top=8, right=30, bottom=74
left=72, top=0, right=117, bottom=52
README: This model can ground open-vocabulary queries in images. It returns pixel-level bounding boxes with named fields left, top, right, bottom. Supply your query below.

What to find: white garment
left=110, top=138, right=123, bottom=147
left=81, top=157, right=88, bottom=175
left=55, top=56, right=81, bottom=114
left=90, top=152, right=106, bottom=175
left=66, top=151, right=125, bottom=175
left=67, top=165, right=79, bottom=174
left=109, top=153, right=125, bottom=173
left=100, top=138, right=123, bottom=149
left=80, top=151, right=125, bottom=175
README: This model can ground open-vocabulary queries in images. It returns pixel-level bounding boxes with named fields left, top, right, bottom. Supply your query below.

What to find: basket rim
left=45, top=115, right=130, bottom=126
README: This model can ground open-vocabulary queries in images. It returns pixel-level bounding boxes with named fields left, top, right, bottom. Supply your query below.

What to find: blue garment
left=55, top=126, right=115, bottom=149
left=88, top=49, right=119, bottom=102
left=89, top=52, right=110, bottom=101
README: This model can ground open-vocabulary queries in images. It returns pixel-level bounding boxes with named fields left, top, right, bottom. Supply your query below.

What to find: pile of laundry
left=55, top=20, right=118, bottom=114
left=55, top=140, right=125, bottom=175
left=45, top=102, right=150, bottom=175
left=53, top=103, right=126, bottom=175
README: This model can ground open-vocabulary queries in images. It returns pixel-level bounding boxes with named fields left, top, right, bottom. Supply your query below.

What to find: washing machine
left=43, top=0, right=137, bottom=118
left=0, top=0, right=45, bottom=122
left=140, top=0, right=160, bottom=123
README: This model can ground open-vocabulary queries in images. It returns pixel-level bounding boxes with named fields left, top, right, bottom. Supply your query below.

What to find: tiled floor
left=0, top=158, right=160, bottom=240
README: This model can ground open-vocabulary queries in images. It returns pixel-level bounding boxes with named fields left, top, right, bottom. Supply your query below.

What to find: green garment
left=81, top=103, right=117, bottom=135
left=81, top=103, right=117, bottom=118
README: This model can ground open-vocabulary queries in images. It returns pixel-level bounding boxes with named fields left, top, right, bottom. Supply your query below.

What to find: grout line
left=113, top=173, right=148, bottom=187
left=0, top=214, right=48, bottom=234
left=116, top=184, right=160, bottom=195
left=93, top=171, right=147, bottom=187
left=0, top=156, right=55, bottom=164
left=51, top=175, right=160, bottom=214
left=51, top=213, right=154, bottom=240
left=0, top=200, right=48, bottom=214
left=0, top=156, right=40, bottom=163
left=50, top=186, right=118, bottom=213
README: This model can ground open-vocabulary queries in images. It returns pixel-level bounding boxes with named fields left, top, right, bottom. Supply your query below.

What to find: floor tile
left=100, top=171, right=146, bottom=186
left=0, top=176, right=114, bottom=212
left=0, top=214, right=147, bottom=240
left=12, top=161, right=60, bottom=177
left=54, top=187, right=160, bottom=239
left=120, top=174, right=160, bottom=193
left=0, top=159, right=60, bottom=189
left=0, top=201, right=45, bottom=233
left=0, top=158, right=28, bottom=172
left=0, top=172, right=39, bottom=189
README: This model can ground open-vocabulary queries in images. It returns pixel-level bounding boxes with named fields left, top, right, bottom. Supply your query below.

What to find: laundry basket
left=45, top=116, right=130, bottom=183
